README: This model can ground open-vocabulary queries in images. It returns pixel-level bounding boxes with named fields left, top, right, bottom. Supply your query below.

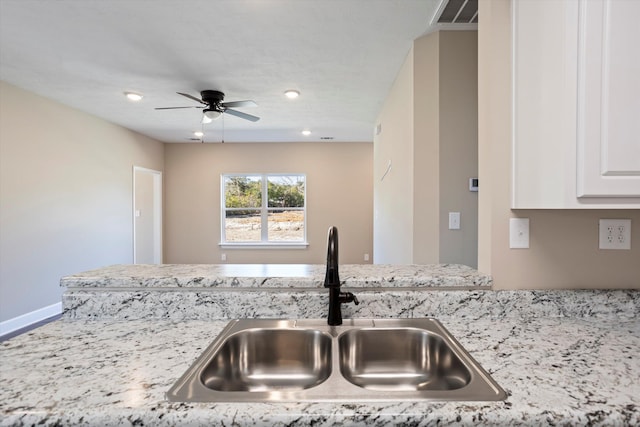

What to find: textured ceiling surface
left=0, top=0, right=441, bottom=143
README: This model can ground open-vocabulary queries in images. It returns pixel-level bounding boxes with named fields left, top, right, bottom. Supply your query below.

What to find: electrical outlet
left=221, top=253, right=227, bottom=261
left=599, top=219, right=631, bottom=250
left=364, top=253, right=370, bottom=261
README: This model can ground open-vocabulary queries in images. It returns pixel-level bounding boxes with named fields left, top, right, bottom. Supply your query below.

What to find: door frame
left=133, top=166, right=163, bottom=264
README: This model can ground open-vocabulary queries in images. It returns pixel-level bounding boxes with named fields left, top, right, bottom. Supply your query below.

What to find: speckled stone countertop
left=60, top=263, right=492, bottom=288
left=61, top=263, right=491, bottom=321
left=1, top=314, right=638, bottom=426
left=1, top=264, right=638, bottom=426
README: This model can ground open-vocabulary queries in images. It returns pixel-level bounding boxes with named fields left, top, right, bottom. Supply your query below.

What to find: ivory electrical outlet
left=599, top=219, right=631, bottom=250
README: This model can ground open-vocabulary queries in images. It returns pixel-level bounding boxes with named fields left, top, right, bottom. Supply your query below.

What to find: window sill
left=219, top=242, right=309, bottom=249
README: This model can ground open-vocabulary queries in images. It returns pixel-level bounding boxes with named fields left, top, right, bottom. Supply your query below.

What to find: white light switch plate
left=448, top=212, right=461, bottom=230
left=599, top=219, right=631, bottom=250
left=510, top=218, right=529, bottom=249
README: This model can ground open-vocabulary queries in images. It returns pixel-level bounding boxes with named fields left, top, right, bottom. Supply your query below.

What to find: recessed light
left=301, top=130, right=311, bottom=136
left=284, top=90, right=300, bottom=99
left=194, top=131, right=204, bottom=137
left=124, top=92, right=143, bottom=101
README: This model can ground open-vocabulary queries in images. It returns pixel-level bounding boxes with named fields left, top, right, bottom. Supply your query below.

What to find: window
left=221, top=174, right=306, bottom=246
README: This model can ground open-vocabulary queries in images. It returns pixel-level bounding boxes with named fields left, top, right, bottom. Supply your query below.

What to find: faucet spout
left=324, top=226, right=340, bottom=288
left=324, top=226, right=359, bottom=326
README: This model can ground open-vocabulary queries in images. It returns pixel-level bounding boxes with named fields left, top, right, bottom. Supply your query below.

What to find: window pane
left=224, top=176, right=262, bottom=208
left=268, top=210, right=304, bottom=241
left=267, top=175, right=305, bottom=208
left=225, top=210, right=261, bottom=242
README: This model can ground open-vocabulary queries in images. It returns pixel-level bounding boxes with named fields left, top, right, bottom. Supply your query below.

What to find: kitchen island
left=61, top=263, right=493, bottom=320
left=59, top=263, right=494, bottom=289
left=1, top=264, right=638, bottom=426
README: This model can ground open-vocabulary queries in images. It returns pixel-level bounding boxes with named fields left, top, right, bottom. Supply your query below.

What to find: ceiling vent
left=436, top=0, right=478, bottom=24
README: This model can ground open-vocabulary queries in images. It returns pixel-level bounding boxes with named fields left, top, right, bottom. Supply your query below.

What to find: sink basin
left=200, top=328, right=331, bottom=391
left=339, top=328, right=471, bottom=391
left=167, top=318, right=506, bottom=402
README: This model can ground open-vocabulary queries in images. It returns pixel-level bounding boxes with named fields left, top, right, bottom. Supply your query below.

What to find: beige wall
left=436, top=31, right=478, bottom=267
left=478, top=1, right=640, bottom=289
left=375, top=31, right=479, bottom=267
left=164, top=142, right=373, bottom=264
left=413, top=34, right=440, bottom=264
left=373, top=48, right=415, bottom=264
left=0, top=81, right=165, bottom=322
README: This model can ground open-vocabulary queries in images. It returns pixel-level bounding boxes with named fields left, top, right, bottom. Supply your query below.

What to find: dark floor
left=0, top=313, right=62, bottom=342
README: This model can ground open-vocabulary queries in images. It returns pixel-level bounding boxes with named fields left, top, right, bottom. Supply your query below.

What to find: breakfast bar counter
left=59, top=263, right=493, bottom=289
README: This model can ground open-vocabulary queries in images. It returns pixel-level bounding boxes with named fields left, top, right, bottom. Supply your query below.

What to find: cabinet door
left=577, top=0, right=640, bottom=197
left=512, top=0, right=580, bottom=208
left=512, top=0, right=640, bottom=208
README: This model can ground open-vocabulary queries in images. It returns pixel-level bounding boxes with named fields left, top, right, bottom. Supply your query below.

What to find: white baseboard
left=0, top=302, right=62, bottom=337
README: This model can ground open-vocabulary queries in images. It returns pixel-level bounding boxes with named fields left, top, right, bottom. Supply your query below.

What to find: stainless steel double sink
left=166, top=318, right=506, bottom=402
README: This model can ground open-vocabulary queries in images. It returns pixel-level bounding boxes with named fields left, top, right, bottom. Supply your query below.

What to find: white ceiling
left=0, top=0, right=442, bottom=143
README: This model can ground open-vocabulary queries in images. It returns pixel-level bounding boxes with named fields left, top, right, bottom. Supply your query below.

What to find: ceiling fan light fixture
left=284, top=90, right=300, bottom=99
left=124, top=92, right=143, bottom=101
left=204, top=109, right=222, bottom=121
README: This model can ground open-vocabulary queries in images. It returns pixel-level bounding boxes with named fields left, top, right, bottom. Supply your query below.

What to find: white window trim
left=219, top=242, right=309, bottom=249
left=220, top=173, right=307, bottom=247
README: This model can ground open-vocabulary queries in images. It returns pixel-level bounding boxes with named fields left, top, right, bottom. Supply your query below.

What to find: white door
left=133, top=167, right=162, bottom=264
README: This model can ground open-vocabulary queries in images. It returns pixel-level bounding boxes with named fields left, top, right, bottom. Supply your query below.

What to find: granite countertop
left=1, top=315, right=638, bottom=426
left=2, top=264, right=638, bottom=425
left=60, top=263, right=492, bottom=289
left=60, top=263, right=491, bottom=322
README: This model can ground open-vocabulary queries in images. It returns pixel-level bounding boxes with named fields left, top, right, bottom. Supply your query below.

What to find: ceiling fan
left=155, top=90, right=260, bottom=122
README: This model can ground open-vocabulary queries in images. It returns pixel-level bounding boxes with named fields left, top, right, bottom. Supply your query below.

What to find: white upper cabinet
left=577, top=0, right=640, bottom=198
left=512, top=0, right=640, bottom=209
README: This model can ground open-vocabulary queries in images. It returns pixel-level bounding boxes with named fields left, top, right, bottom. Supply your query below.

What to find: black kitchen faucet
left=324, top=226, right=359, bottom=325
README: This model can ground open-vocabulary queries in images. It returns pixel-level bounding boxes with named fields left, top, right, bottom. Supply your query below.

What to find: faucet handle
left=341, top=291, right=359, bottom=305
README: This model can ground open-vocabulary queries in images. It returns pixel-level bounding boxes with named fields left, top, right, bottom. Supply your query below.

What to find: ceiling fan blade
left=155, top=106, right=203, bottom=110
left=224, top=108, right=260, bottom=122
left=177, top=92, right=207, bottom=105
left=222, top=100, right=257, bottom=108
